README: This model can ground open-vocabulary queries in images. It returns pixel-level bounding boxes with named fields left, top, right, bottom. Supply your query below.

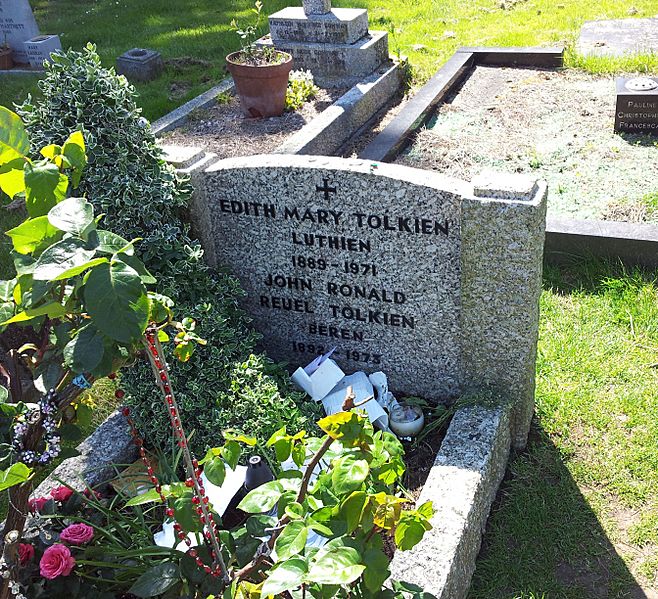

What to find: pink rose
left=39, top=544, right=75, bottom=579
left=60, top=523, right=94, bottom=546
left=50, top=486, right=74, bottom=503
left=18, top=544, right=34, bottom=566
left=28, top=497, right=49, bottom=513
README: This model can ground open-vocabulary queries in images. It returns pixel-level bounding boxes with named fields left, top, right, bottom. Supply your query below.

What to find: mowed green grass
left=470, top=260, right=658, bottom=598
left=1, top=0, right=658, bottom=120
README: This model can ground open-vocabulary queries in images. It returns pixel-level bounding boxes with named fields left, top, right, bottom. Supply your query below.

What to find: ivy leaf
left=0, top=462, right=32, bottom=492
left=371, top=493, right=406, bottom=531
left=63, top=324, right=105, bottom=373
left=340, top=491, right=369, bottom=534
left=362, top=547, right=390, bottom=592
left=0, top=385, right=7, bottom=402
left=48, top=197, right=94, bottom=236
left=2, top=302, right=66, bottom=326
left=0, top=158, right=26, bottom=199
left=33, top=238, right=95, bottom=281
left=221, top=440, right=241, bottom=470
left=114, top=253, right=156, bottom=284
left=6, top=216, right=61, bottom=255
left=174, top=492, right=203, bottom=532
left=394, top=515, right=428, bottom=551
left=51, top=257, right=108, bottom=282
left=275, top=520, right=308, bottom=560
left=307, top=546, right=365, bottom=585
left=238, top=480, right=284, bottom=513
left=318, top=411, right=371, bottom=447
left=0, top=303, right=14, bottom=330
left=95, top=230, right=132, bottom=255
left=84, top=261, right=149, bottom=343
left=129, top=562, right=180, bottom=598
left=62, top=130, right=87, bottom=186
left=0, top=106, right=28, bottom=165
left=331, top=456, right=369, bottom=495
left=261, top=558, right=307, bottom=596
left=24, top=160, right=68, bottom=217
left=204, top=457, right=226, bottom=487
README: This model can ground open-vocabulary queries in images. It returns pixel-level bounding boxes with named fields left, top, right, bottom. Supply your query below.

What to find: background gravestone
left=615, top=76, right=658, bottom=135
left=0, top=0, right=39, bottom=63
left=193, top=155, right=547, bottom=448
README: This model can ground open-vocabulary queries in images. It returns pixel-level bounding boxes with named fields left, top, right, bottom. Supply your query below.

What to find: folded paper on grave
left=291, top=349, right=344, bottom=401
left=154, top=465, right=247, bottom=549
left=321, top=372, right=393, bottom=432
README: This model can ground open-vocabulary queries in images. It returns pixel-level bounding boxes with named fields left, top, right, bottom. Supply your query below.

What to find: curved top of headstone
left=303, top=0, right=331, bottom=16
left=206, top=153, right=470, bottom=197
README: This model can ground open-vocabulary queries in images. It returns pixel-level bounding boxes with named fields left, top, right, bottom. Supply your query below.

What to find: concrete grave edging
left=152, top=61, right=403, bottom=154
left=389, top=403, right=511, bottom=599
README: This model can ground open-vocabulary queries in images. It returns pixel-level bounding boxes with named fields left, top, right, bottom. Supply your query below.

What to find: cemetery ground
left=1, top=0, right=658, bottom=120
left=1, top=198, right=656, bottom=595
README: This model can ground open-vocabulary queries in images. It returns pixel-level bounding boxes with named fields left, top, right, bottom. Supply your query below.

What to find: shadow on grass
left=468, top=423, right=653, bottom=599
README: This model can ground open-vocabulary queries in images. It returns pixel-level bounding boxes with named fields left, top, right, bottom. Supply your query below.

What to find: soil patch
left=396, top=66, right=658, bottom=222
left=161, top=87, right=346, bottom=159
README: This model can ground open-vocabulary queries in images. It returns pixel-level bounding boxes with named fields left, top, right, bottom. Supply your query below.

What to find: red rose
left=50, top=486, right=74, bottom=503
left=39, top=544, right=75, bottom=579
left=28, top=497, right=49, bottom=513
left=60, top=523, right=94, bottom=546
left=83, top=488, right=103, bottom=500
left=18, top=544, right=34, bottom=566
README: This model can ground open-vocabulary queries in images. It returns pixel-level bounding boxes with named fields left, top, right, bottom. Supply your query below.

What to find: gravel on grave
left=161, top=88, right=346, bottom=158
left=397, top=66, right=658, bottom=223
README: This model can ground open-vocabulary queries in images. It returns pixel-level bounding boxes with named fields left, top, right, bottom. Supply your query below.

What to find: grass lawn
left=2, top=0, right=658, bottom=120
left=470, top=260, right=658, bottom=598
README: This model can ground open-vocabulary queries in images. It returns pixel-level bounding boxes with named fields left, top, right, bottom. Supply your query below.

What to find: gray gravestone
left=116, top=48, right=164, bottom=82
left=24, top=33, right=60, bottom=67
left=0, top=0, right=39, bottom=63
left=615, top=76, right=658, bottom=135
left=303, top=0, right=331, bottom=16
left=577, top=17, right=658, bottom=57
left=193, top=155, right=547, bottom=448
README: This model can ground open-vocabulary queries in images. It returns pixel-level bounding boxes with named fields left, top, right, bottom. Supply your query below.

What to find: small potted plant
left=226, top=1, right=293, bottom=118
left=0, top=35, right=13, bottom=70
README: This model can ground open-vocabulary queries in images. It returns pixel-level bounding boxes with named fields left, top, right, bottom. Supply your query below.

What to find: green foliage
left=285, top=70, right=319, bottom=111
left=140, top=411, right=433, bottom=598
left=16, top=44, right=319, bottom=454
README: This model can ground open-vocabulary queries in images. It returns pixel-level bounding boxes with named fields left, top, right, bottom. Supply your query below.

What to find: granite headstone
left=193, top=155, right=547, bottom=448
left=615, top=76, right=658, bottom=135
left=0, top=0, right=39, bottom=63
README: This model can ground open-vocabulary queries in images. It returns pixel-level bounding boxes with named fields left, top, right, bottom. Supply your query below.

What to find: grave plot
left=395, top=66, right=658, bottom=223
left=160, top=85, right=349, bottom=159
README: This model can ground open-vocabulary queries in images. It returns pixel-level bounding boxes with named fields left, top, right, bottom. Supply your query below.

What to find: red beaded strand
left=142, top=327, right=228, bottom=581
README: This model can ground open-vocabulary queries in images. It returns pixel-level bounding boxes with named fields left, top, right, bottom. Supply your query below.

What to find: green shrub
left=16, top=44, right=320, bottom=454
left=285, top=69, right=319, bottom=111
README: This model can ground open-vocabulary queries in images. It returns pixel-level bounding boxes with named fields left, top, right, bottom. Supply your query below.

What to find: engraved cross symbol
left=316, top=178, right=337, bottom=202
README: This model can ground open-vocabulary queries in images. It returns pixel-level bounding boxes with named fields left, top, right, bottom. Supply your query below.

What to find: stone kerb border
left=151, top=61, right=404, bottom=156
left=389, top=404, right=511, bottom=599
left=359, top=46, right=658, bottom=268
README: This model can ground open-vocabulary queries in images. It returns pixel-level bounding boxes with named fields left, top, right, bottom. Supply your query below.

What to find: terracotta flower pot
left=226, top=50, right=293, bottom=118
left=0, top=47, right=13, bottom=70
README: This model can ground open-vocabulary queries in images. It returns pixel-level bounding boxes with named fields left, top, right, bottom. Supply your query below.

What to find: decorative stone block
left=269, top=7, right=369, bottom=45
left=614, top=76, right=658, bottom=135
left=303, top=0, right=331, bottom=16
left=256, top=30, right=389, bottom=88
left=116, top=47, right=164, bottom=82
left=0, top=0, right=40, bottom=63
left=24, top=34, right=61, bottom=68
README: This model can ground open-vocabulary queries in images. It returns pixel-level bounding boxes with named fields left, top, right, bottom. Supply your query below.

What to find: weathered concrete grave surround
left=258, top=0, right=389, bottom=87
left=193, top=154, right=547, bottom=448
left=0, top=0, right=39, bottom=63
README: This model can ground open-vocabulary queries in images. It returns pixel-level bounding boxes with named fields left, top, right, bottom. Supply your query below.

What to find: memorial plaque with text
left=0, top=0, right=39, bottom=63
left=615, top=77, right=658, bottom=135
left=197, top=154, right=546, bottom=416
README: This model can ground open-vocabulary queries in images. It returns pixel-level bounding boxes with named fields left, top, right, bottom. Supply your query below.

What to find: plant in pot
left=227, top=1, right=293, bottom=118
left=0, top=35, right=13, bottom=70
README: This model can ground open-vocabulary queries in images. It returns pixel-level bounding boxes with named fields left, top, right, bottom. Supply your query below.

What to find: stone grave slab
left=0, top=0, right=39, bottom=63
left=615, top=76, right=658, bottom=135
left=269, top=7, right=369, bottom=45
left=193, top=155, right=547, bottom=448
left=577, top=17, right=658, bottom=57
left=24, top=33, right=60, bottom=67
